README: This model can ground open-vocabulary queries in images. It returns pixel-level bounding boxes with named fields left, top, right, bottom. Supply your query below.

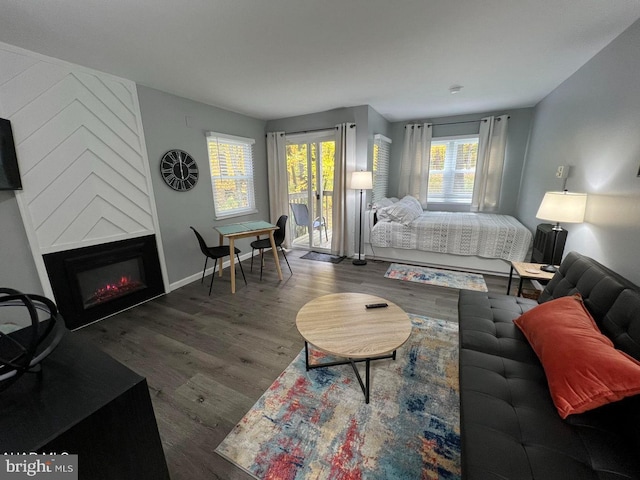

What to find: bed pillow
left=376, top=195, right=423, bottom=224
left=514, top=295, right=640, bottom=419
left=374, top=197, right=396, bottom=208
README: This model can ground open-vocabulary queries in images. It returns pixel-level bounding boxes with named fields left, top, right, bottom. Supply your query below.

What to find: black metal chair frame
left=250, top=215, right=292, bottom=281
left=190, top=227, right=246, bottom=295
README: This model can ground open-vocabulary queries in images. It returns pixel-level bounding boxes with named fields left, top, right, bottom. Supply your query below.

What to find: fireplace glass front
left=77, top=257, right=147, bottom=309
left=43, top=235, right=164, bottom=330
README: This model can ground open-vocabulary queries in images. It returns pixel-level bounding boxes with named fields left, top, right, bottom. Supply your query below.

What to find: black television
left=0, top=118, right=23, bottom=190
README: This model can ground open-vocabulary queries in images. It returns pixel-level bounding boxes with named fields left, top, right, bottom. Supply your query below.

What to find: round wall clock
left=160, top=150, right=199, bottom=191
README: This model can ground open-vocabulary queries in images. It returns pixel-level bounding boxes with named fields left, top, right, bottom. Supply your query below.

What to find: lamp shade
left=536, top=191, right=587, bottom=223
left=350, top=171, right=373, bottom=190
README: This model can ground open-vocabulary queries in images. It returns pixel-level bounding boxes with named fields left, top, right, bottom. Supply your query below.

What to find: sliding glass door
left=286, top=132, right=335, bottom=252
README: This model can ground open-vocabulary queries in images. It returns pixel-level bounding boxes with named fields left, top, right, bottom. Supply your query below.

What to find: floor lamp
left=350, top=171, right=373, bottom=266
left=535, top=191, right=587, bottom=273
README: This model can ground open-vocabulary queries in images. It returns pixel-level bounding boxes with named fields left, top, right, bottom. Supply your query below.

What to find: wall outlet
left=555, top=165, right=569, bottom=179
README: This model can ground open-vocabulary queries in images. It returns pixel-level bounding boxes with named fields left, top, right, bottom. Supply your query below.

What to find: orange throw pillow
left=514, top=295, right=640, bottom=418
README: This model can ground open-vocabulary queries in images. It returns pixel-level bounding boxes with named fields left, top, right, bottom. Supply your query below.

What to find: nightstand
left=507, top=261, right=556, bottom=296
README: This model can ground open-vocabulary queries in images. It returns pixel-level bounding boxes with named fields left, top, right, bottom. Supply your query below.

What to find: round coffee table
left=296, top=292, right=412, bottom=403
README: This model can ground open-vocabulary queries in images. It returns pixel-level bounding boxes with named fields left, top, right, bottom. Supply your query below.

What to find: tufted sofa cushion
left=458, top=252, right=640, bottom=479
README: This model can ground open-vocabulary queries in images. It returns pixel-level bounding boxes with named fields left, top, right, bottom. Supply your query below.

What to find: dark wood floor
left=74, top=252, right=511, bottom=479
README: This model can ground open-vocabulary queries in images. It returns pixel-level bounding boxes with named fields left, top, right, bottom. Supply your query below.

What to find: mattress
left=369, top=212, right=532, bottom=262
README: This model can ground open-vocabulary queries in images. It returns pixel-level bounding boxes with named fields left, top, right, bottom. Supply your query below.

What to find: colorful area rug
left=384, top=263, right=488, bottom=292
left=215, top=315, right=461, bottom=479
left=300, top=251, right=345, bottom=264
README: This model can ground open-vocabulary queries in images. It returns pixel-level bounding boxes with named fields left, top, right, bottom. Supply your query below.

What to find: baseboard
left=169, top=252, right=254, bottom=291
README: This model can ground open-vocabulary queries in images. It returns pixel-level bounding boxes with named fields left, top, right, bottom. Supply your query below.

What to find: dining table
left=214, top=220, right=283, bottom=293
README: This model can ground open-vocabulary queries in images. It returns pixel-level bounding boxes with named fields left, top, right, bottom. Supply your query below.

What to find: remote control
left=365, top=303, right=388, bottom=309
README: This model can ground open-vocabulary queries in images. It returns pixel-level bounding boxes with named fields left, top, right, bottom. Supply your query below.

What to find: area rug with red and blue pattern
left=215, top=314, right=461, bottom=479
left=384, top=263, right=488, bottom=292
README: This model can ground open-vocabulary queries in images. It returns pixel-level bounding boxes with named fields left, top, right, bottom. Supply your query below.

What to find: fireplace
left=43, top=235, right=165, bottom=330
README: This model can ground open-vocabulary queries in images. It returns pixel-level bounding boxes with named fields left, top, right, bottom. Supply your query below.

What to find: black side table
left=0, top=333, right=170, bottom=480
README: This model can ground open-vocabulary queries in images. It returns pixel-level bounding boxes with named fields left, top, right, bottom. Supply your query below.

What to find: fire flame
left=88, top=275, right=143, bottom=306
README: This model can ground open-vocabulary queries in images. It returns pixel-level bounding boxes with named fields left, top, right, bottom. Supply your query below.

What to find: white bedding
left=370, top=211, right=532, bottom=262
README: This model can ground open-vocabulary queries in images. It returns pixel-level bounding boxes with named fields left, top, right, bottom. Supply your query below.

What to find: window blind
left=428, top=135, right=478, bottom=204
left=372, top=134, right=391, bottom=204
left=206, top=132, right=257, bottom=218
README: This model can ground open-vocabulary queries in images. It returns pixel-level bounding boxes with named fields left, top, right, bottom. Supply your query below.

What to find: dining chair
left=190, top=227, right=247, bottom=295
left=289, top=203, right=328, bottom=241
left=250, top=215, right=292, bottom=280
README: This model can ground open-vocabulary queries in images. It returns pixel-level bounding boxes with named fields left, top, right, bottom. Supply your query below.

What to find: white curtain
left=471, top=115, right=509, bottom=212
left=399, top=123, right=432, bottom=207
left=332, top=123, right=357, bottom=257
left=266, top=131, right=290, bottom=247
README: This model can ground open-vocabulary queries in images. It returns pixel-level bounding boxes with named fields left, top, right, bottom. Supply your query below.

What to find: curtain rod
left=434, top=119, right=484, bottom=127
left=266, top=124, right=355, bottom=137
left=286, top=126, right=337, bottom=135
left=405, top=116, right=510, bottom=128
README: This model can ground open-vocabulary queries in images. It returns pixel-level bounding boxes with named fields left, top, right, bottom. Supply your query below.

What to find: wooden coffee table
left=295, top=292, right=412, bottom=403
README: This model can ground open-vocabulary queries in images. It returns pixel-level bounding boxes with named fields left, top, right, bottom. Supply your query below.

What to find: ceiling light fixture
left=449, top=85, right=463, bottom=95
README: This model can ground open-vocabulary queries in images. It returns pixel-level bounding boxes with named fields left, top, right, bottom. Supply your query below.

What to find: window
left=206, top=132, right=257, bottom=219
left=372, top=134, right=391, bottom=204
left=428, top=135, right=478, bottom=204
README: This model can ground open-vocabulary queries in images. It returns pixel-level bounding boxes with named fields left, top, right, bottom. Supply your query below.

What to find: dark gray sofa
left=458, top=251, right=640, bottom=479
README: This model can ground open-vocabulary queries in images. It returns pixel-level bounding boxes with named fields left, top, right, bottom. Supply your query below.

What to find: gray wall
left=387, top=108, right=534, bottom=215
left=265, top=105, right=391, bottom=254
left=516, top=18, right=640, bottom=285
left=137, top=86, right=268, bottom=286
left=266, top=104, right=391, bottom=202
left=266, top=105, right=371, bottom=171
left=0, top=191, right=42, bottom=293
left=5, top=16, right=640, bottom=292
left=367, top=105, right=392, bottom=193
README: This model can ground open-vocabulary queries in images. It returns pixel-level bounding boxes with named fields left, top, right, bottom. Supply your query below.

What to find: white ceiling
left=1, top=0, right=640, bottom=122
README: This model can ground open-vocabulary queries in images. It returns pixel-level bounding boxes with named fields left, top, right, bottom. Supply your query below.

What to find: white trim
left=38, top=230, right=156, bottom=255
left=2, top=41, right=168, bottom=296
left=14, top=192, right=54, bottom=297
left=286, top=130, right=334, bottom=143
left=429, top=135, right=479, bottom=204
left=168, top=252, right=253, bottom=291
left=213, top=208, right=259, bottom=220
left=205, top=131, right=256, bottom=145
left=432, top=133, right=479, bottom=141
left=208, top=133, right=257, bottom=219
left=365, top=245, right=511, bottom=276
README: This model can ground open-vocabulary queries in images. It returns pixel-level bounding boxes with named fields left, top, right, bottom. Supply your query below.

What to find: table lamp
left=350, top=171, right=373, bottom=266
left=535, top=190, right=587, bottom=272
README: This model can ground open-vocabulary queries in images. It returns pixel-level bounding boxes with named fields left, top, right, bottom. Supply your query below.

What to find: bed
left=363, top=196, right=532, bottom=275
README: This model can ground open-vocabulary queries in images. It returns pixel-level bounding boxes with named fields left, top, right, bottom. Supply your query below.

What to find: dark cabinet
left=531, top=223, right=568, bottom=265
left=0, top=334, right=170, bottom=480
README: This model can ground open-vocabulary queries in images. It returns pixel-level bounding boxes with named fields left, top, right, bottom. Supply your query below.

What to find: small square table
left=215, top=221, right=283, bottom=293
left=507, top=261, right=556, bottom=296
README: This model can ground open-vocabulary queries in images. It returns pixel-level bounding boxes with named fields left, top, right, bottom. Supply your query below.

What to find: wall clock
left=160, top=150, right=199, bottom=191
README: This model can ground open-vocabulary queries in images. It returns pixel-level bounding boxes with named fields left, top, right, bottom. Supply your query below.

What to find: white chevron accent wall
left=0, top=42, right=167, bottom=296
left=0, top=45, right=154, bottom=252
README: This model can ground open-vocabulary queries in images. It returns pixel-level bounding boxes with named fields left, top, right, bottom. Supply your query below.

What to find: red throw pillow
left=514, top=295, right=640, bottom=418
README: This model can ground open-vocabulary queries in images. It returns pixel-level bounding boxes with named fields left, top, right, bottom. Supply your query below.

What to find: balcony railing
left=288, top=191, right=333, bottom=248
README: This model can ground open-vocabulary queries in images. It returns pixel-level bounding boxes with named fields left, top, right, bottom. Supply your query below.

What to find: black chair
left=190, top=227, right=246, bottom=295
left=289, top=203, right=328, bottom=241
left=250, top=215, right=292, bottom=280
